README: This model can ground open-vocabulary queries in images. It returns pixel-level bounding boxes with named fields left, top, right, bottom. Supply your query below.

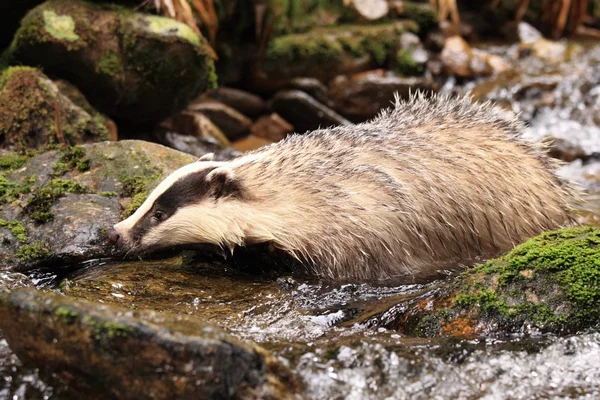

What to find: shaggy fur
left=112, top=93, right=578, bottom=282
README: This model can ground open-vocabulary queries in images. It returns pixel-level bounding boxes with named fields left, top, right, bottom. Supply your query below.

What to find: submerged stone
left=370, top=227, right=600, bottom=337
left=11, top=0, right=217, bottom=124
left=0, top=288, right=299, bottom=399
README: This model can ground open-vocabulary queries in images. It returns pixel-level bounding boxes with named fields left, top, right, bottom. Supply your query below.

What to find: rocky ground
left=1, top=0, right=600, bottom=399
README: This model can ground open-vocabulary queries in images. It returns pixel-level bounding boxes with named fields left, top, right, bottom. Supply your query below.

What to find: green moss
left=456, top=226, right=600, bottom=328
left=42, top=10, right=80, bottom=42
left=82, top=315, right=132, bottom=339
left=0, top=154, right=28, bottom=171
left=393, top=49, right=424, bottom=76
left=118, top=170, right=161, bottom=219
left=54, top=306, right=77, bottom=324
left=0, top=66, right=38, bottom=92
left=96, top=51, right=122, bottom=76
left=52, top=146, right=90, bottom=176
left=143, top=15, right=201, bottom=47
left=0, top=219, right=28, bottom=243
left=401, top=2, right=439, bottom=35
left=98, top=191, right=117, bottom=197
left=16, top=241, right=50, bottom=261
left=25, top=178, right=88, bottom=223
left=264, top=23, right=412, bottom=71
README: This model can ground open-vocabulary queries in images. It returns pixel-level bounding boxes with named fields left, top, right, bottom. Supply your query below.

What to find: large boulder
left=253, top=21, right=417, bottom=92
left=0, top=288, right=298, bottom=399
left=11, top=0, right=217, bottom=124
left=0, top=140, right=199, bottom=271
left=0, top=67, right=112, bottom=149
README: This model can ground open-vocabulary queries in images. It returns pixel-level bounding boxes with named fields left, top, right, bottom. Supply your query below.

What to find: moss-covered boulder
left=253, top=21, right=417, bottom=92
left=0, top=140, right=200, bottom=271
left=371, top=227, right=600, bottom=337
left=0, top=66, right=111, bottom=149
left=11, top=0, right=217, bottom=124
left=0, top=288, right=298, bottom=399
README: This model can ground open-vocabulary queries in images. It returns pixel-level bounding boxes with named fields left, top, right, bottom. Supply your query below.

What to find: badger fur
left=109, top=93, right=578, bottom=282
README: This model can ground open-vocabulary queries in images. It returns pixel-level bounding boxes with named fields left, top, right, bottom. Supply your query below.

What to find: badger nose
left=107, top=229, right=121, bottom=245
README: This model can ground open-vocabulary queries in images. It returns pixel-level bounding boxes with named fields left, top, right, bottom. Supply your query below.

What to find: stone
left=0, top=67, right=112, bottom=150
left=160, top=110, right=231, bottom=147
left=250, top=113, right=293, bottom=142
left=439, top=36, right=494, bottom=78
left=232, top=135, right=274, bottom=152
left=345, top=0, right=389, bottom=21
left=154, top=129, right=241, bottom=160
left=0, top=288, right=298, bottom=399
left=188, top=101, right=252, bottom=141
left=11, top=0, right=216, bottom=124
left=253, top=21, right=417, bottom=92
left=328, top=72, right=435, bottom=122
left=392, top=32, right=429, bottom=76
left=364, top=227, right=600, bottom=337
left=287, top=77, right=333, bottom=107
left=199, top=87, right=266, bottom=118
left=0, top=140, right=197, bottom=271
left=270, top=90, right=353, bottom=133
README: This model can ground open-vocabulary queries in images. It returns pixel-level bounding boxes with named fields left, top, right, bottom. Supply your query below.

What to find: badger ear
left=206, top=167, right=242, bottom=199
left=196, top=153, right=214, bottom=162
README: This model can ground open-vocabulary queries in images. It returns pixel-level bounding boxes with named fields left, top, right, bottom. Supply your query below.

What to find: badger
left=108, top=93, right=578, bottom=283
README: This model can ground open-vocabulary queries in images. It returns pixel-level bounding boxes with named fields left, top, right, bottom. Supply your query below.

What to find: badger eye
left=153, top=210, right=165, bottom=222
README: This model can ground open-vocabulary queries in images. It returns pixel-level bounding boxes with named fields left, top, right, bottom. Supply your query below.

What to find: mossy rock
left=254, top=21, right=417, bottom=92
left=11, top=0, right=217, bottom=124
left=0, top=140, right=198, bottom=271
left=0, top=288, right=299, bottom=399
left=0, top=66, right=111, bottom=150
left=372, top=227, right=600, bottom=337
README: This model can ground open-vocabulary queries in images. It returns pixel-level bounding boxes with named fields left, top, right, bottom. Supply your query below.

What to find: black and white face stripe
left=127, top=166, right=245, bottom=247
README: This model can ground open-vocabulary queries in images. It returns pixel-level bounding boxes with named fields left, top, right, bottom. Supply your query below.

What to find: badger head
left=108, top=154, right=246, bottom=255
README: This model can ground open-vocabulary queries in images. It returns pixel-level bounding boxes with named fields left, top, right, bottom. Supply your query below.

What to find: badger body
left=110, top=94, right=577, bottom=283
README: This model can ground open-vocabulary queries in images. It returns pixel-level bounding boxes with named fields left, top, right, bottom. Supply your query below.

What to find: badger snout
left=107, top=228, right=122, bottom=246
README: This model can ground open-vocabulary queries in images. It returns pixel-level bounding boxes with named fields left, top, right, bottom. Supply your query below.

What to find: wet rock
left=369, top=227, right=600, bottom=337
left=232, top=135, right=274, bottom=152
left=287, top=78, right=332, bottom=107
left=392, top=32, right=428, bottom=76
left=345, top=0, right=389, bottom=22
left=251, top=113, right=293, bottom=142
left=154, top=129, right=241, bottom=160
left=0, top=288, right=299, bottom=400
left=160, top=110, right=231, bottom=147
left=0, top=67, right=111, bottom=150
left=199, top=87, right=266, bottom=118
left=517, top=22, right=569, bottom=63
left=11, top=0, right=216, bottom=124
left=0, top=271, right=31, bottom=292
left=439, top=36, right=494, bottom=78
left=0, top=140, right=197, bottom=271
left=253, top=21, right=417, bottom=92
left=547, top=138, right=587, bottom=162
left=188, top=101, right=252, bottom=141
left=328, top=72, right=435, bottom=122
left=270, top=90, right=353, bottom=133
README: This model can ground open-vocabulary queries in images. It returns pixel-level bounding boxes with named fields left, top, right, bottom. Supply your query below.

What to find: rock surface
left=199, top=87, right=266, bottom=118
left=251, top=113, right=293, bottom=142
left=11, top=0, right=216, bottom=124
left=270, top=90, right=353, bottom=133
left=328, top=72, right=435, bottom=122
left=188, top=101, right=253, bottom=141
left=0, top=140, right=196, bottom=271
left=0, top=288, right=298, bottom=400
left=0, top=67, right=111, bottom=149
left=367, top=227, right=600, bottom=337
